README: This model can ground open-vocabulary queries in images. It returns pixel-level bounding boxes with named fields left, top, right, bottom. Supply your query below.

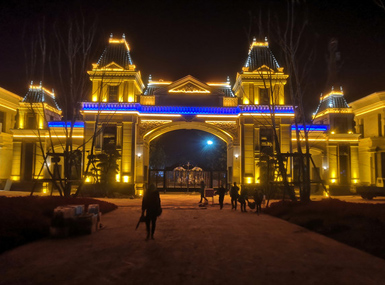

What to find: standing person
left=217, top=181, right=227, bottom=210
left=230, top=182, right=239, bottom=210
left=254, top=189, right=263, bottom=215
left=199, top=180, right=208, bottom=203
left=142, top=184, right=162, bottom=240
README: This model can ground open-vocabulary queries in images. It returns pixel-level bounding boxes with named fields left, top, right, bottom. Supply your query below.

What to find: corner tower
left=233, top=37, right=288, bottom=105
left=88, top=34, right=144, bottom=103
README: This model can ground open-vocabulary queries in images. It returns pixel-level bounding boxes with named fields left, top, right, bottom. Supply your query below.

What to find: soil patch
left=264, top=198, right=385, bottom=259
left=0, top=196, right=117, bottom=254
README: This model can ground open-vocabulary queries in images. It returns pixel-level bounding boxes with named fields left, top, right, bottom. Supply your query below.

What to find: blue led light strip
left=81, top=103, right=294, bottom=115
left=291, top=125, right=328, bottom=131
left=48, top=121, right=85, bottom=128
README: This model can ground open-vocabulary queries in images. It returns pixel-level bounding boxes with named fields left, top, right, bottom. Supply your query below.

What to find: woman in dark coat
left=142, top=184, right=161, bottom=240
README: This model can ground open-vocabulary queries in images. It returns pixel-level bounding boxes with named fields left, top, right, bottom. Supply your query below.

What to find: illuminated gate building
left=4, top=34, right=383, bottom=195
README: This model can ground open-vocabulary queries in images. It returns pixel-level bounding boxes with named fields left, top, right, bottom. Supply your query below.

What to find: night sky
left=1, top=0, right=384, bottom=168
left=1, top=0, right=385, bottom=110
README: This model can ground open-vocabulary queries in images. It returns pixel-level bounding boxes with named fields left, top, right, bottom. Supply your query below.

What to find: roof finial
left=340, top=86, right=343, bottom=92
left=110, top=33, right=113, bottom=38
left=122, top=33, right=125, bottom=39
left=30, top=80, right=33, bottom=86
left=331, top=86, right=334, bottom=91
left=149, top=74, right=152, bottom=82
left=39, top=81, right=42, bottom=87
left=252, top=37, right=256, bottom=43
left=227, top=76, right=230, bottom=84
left=265, top=36, right=268, bottom=42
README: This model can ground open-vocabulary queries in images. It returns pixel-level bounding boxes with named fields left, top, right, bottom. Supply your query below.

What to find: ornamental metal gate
left=149, top=169, right=226, bottom=192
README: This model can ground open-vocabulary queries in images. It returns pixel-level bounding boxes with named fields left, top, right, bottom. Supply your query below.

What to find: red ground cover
left=265, top=199, right=385, bottom=259
left=0, top=196, right=117, bottom=254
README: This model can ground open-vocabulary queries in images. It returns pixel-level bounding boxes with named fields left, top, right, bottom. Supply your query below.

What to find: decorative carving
left=138, top=120, right=171, bottom=138
left=169, top=82, right=210, bottom=94
left=206, top=121, right=239, bottom=139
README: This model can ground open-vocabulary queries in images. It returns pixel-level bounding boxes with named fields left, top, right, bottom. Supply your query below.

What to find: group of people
left=229, top=182, right=265, bottom=214
left=141, top=181, right=265, bottom=241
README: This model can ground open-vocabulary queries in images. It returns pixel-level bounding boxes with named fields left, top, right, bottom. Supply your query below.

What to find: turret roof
left=97, top=34, right=133, bottom=69
left=314, top=87, right=350, bottom=115
left=244, top=37, right=280, bottom=71
left=22, top=82, right=61, bottom=110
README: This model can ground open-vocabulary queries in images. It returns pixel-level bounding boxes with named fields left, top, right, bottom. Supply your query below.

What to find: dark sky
left=1, top=0, right=385, bottom=112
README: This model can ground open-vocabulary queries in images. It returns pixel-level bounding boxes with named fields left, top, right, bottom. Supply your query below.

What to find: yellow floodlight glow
left=207, top=82, right=229, bottom=87
left=13, top=134, right=84, bottom=138
left=246, top=177, right=253, bottom=184
left=123, top=175, right=129, bottom=183
left=242, top=113, right=294, bottom=117
left=85, top=176, right=91, bottom=183
left=243, top=98, right=249, bottom=104
left=109, top=38, right=130, bottom=51
left=116, top=173, right=120, bottom=182
left=320, top=90, right=343, bottom=101
left=30, top=85, right=55, bottom=97
left=197, top=115, right=238, bottom=118
left=355, top=105, right=385, bottom=117
left=139, top=113, right=181, bottom=117
left=331, top=179, right=337, bottom=184
left=141, top=119, right=172, bottom=123
left=0, top=103, right=17, bottom=111
left=11, top=176, right=20, bottom=181
left=324, top=191, right=329, bottom=198
left=205, top=120, right=236, bottom=124
left=128, top=96, right=134, bottom=102
left=168, top=89, right=210, bottom=94
left=138, top=190, right=144, bottom=196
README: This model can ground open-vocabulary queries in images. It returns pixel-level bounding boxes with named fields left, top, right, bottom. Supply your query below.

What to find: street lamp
left=207, top=140, right=213, bottom=145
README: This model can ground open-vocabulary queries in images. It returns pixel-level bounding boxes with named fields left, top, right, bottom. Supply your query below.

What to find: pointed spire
left=39, top=81, right=42, bottom=87
left=227, top=76, right=230, bottom=84
left=110, top=33, right=113, bottom=38
left=252, top=37, right=256, bottom=43
left=30, top=80, right=33, bottom=86
left=148, top=74, right=152, bottom=82
left=122, top=33, right=125, bottom=39
left=340, top=86, right=343, bottom=93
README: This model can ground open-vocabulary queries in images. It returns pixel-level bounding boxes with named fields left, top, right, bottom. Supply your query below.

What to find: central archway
left=135, top=121, right=241, bottom=191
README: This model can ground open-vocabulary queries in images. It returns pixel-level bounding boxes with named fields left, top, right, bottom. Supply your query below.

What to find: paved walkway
left=1, top=193, right=385, bottom=284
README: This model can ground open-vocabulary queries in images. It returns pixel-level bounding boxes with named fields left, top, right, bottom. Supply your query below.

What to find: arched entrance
left=135, top=121, right=240, bottom=192
left=147, top=129, right=228, bottom=191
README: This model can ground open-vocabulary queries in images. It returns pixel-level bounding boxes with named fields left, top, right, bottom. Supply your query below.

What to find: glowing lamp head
left=207, top=140, right=213, bottom=145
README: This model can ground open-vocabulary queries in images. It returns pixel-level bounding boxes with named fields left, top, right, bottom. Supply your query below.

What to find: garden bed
left=264, top=199, right=385, bottom=260
left=0, top=196, right=117, bottom=254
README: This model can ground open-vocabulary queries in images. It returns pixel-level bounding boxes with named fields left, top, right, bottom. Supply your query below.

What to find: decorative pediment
left=255, top=65, right=275, bottom=73
left=167, top=75, right=211, bottom=94
left=102, top=62, right=124, bottom=70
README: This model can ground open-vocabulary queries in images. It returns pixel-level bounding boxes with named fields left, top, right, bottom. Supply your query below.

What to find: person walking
left=199, top=180, right=208, bottom=203
left=238, top=188, right=248, bottom=212
left=230, top=182, right=239, bottom=210
left=217, top=181, right=227, bottom=210
left=141, top=184, right=162, bottom=240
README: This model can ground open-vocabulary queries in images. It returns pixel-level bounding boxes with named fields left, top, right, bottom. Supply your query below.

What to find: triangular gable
left=167, top=75, right=211, bottom=94
left=102, top=62, right=124, bottom=70
left=254, top=65, right=275, bottom=73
